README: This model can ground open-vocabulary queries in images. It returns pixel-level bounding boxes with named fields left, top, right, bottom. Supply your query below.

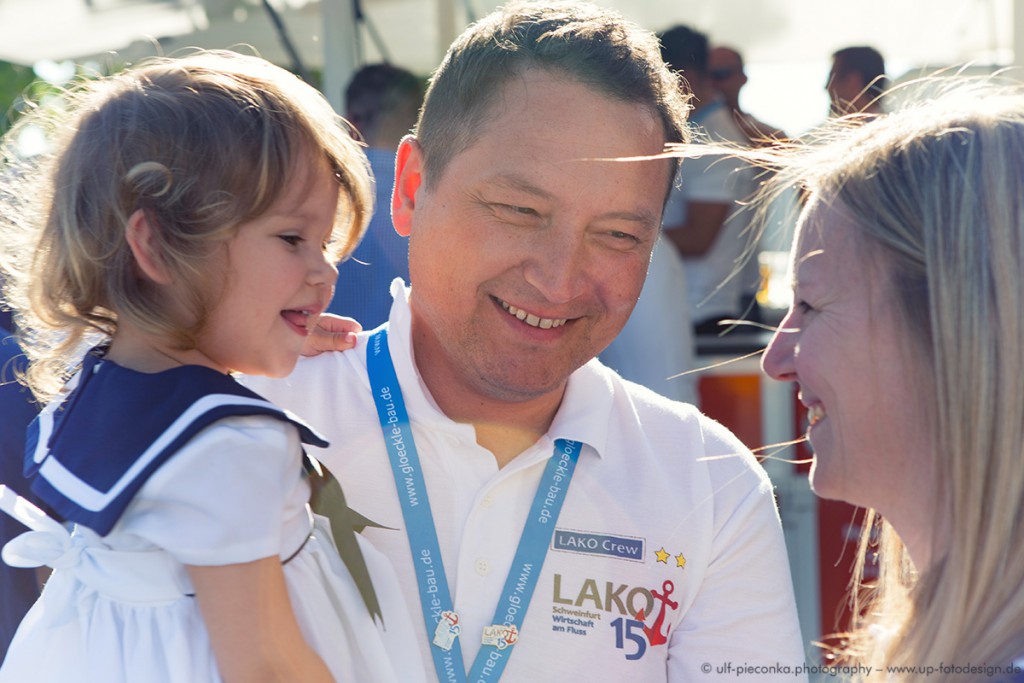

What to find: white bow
left=0, top=484, right=77, bottom=569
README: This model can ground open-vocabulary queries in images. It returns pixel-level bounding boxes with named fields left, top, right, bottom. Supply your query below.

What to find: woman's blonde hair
left=741, top=80, right=1024, bottom=680
left=0, top=51, right=372, bottom=401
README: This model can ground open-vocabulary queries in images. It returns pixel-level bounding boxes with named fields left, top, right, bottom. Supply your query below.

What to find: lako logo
left=551, top=574, right=679, bottom=661
left=551, top=529, right=645, bottom=562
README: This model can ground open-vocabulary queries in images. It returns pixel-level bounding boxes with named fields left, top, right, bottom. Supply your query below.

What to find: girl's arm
left=188, top=558, right=335, bottom=683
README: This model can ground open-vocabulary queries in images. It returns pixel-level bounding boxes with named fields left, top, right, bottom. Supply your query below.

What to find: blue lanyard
left=367, top=329, right=581, bottom=683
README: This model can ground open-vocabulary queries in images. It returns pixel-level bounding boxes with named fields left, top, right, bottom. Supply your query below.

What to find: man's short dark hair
left=414, top=0, right=690, bottom=187
left=832, top=46, right=888, bottom=99
left=657, top=25, right=709, bottom=76
left=344, top=63, right=424, bottom=141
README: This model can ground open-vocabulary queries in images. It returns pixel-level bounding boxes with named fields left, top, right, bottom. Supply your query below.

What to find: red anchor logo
left=634, top=580, right=677, bottom=646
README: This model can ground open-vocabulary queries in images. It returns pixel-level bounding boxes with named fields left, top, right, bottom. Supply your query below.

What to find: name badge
left=432, top=610, right=461, bottom=651
left=481, top=624, right=519, bottom=650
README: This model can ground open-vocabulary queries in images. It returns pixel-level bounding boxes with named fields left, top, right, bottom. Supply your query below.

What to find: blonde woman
left=760, top=83, right=1024, bottom=681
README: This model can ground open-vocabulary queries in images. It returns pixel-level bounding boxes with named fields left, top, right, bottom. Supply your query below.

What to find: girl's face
left=761, top=199, right=937, bottom=523
left=195, top=159, right=341, bottom=377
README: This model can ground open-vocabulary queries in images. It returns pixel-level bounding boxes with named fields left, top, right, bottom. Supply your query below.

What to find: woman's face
left=762, top=199, right=936, bottom=524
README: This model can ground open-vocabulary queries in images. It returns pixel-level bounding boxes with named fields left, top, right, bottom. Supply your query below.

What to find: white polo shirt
left=245, top=281, right=806, bottom=683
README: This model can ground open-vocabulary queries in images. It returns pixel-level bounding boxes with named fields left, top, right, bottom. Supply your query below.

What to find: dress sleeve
left=115, top=415, right=307, bottom=566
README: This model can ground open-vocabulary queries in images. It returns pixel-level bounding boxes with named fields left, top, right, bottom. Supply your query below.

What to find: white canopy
left=0, top=0, right=1018, bottom=133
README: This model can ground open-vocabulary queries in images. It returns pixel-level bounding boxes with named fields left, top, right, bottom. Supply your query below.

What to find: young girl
left=0, top=51, right=424, bottom=683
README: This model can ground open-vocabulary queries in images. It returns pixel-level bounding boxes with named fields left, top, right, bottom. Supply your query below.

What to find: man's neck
left=409, top=319, right=565, bottom=469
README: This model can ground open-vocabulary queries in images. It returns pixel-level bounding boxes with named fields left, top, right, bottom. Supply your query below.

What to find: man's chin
left=473, top=361, right=581, bottom=405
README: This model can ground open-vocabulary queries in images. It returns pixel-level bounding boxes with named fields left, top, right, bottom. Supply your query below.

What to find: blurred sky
left=0, top=0, right=1016, bottom=135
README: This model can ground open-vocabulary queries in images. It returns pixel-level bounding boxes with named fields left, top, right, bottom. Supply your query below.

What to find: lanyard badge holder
left=367, top=329, right=581, bottom=683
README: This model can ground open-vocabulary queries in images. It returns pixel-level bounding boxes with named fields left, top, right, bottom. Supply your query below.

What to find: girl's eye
left=279, top=235, right=302, bottom=246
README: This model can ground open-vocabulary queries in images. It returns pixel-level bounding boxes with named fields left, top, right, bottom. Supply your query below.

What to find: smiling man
left=245, top=2, right=805, bottom=681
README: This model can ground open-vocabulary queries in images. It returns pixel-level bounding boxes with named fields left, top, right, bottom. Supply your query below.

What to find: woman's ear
left=391, top=135, right=424, bottom=238
left=125, top=209, right=174, bottom=285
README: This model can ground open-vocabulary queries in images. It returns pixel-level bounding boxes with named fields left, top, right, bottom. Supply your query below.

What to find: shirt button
left=475, top=558, right=490, bottom=576
left=481, top=494, right=495, bottom=508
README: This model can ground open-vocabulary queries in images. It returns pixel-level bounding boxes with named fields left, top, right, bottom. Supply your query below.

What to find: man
left=248, top=3, right=804, bottom=681
left=827, top=46, right=887, bottom=117
left=658, top=26, right=759, bottom=335
left=326, top=63, right=424, bottom=329
left=708, top=46, right=786, bottom=145
left=706, top=45, right=787, bottom=321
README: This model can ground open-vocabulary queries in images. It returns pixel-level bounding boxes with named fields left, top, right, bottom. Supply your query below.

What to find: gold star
left=675, top=553, right=687, bottom=569
left=655, top=547, right=670, bottom=563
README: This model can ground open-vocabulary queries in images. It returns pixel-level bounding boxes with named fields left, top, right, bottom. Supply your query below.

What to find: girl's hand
left=302, top=314, right=363, bottom=356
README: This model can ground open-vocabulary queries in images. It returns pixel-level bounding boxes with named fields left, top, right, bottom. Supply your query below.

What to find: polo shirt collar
left=546, top=359, right=612, bottom=461
left=383, top=278, right=612, bottom=460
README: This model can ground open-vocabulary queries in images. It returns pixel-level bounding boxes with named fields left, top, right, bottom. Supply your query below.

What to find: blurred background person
left=709, top=45, right=786, bottom=145
left=762, top=83, right=1024, bottom=681
left=326, top=62, right=424, bottom=328
left=658, top=25, right=759, bottom=336
left=707, top=44, right=791, bottom=326
left=827, top=46, right=887, bottom=117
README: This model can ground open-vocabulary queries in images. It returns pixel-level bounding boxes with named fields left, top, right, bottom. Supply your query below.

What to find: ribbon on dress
left=0, top=484, right=74, bottom=568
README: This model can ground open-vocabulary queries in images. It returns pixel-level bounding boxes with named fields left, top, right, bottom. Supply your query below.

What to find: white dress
left=0, top=357, right=424, bottom=683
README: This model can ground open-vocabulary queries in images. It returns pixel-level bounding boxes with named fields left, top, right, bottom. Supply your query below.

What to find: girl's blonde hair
left=742, top=80, right=1024, bottom=680
left=0, top=51, right=372, bottom=401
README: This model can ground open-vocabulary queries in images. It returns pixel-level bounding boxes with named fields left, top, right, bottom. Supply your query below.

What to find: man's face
left=393, top=68, right=672, bottom=406
left=708, top=47, right=746, bottom=106
left=827, top=60, right=863, bottom=116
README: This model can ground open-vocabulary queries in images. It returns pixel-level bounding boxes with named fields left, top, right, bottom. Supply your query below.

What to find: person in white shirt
left=708, top=46, right=787, bottom=146
left=247, top=2, right=806, bottom=681
left=658, top=25, right=760, bottom=335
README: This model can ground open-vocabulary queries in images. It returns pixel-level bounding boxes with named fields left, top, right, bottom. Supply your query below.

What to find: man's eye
left=498, top=204, right=537, bottom=217
left=796, top=300, right=814, bottom=314
left=608, top=230, right=640, bottom=244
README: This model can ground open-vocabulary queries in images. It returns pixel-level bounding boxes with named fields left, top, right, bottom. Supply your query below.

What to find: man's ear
left=391, top=135, right=424, bottom=238
left=125, top=208, right=174, bottom=285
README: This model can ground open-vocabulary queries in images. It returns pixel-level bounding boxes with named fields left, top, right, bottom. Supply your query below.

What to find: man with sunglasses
left=708, top=46, right=786, bottom=145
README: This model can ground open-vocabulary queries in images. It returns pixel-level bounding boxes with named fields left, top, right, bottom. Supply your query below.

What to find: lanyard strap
left=367, top=329, right=581, bottom=683
left=467, top=438, right=579, bottom=682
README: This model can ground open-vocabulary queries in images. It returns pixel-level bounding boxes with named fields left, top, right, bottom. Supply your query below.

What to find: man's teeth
left=807, top=405, right=826, bottom=426
left=499, top=301, right=567, bottom=329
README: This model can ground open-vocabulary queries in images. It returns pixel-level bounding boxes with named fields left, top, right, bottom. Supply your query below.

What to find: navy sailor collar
left=25, top=347, right=328, bottom=536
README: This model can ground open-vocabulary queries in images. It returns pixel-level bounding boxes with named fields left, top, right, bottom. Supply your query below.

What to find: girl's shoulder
left=27, top=350, right=326, bottom=536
